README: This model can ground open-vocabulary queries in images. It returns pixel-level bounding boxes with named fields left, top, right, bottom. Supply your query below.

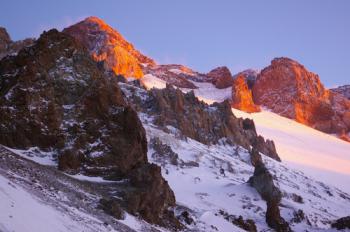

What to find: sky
left=1, top=0, right=349, bottom=87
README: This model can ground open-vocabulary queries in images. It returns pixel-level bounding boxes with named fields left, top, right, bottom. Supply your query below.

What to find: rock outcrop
left=63, top=16, right=155, bottom=79
left=207, top=66, right=233, bottom=89
left=0, top=27, right=34, bottom=60
left=233, top=69, right=259, bottom=89
left=143, top=64, right=199, bottom=89
left=0, top=29, right=179, bottom=227
left=252, top=57, right=350, bottom=141
left=122, top=83, right=281, bottom=161
left=126, top=163, right=180, bottom=227
left=249, top=149, right=291, bottom=232
left=331, top=216, right=350, bottom=230
left=231, top=75, right=260, bottom=113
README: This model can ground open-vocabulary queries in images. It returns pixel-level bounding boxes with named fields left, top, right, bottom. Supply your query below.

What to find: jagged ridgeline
left=122, top=82, right=281, bottom=162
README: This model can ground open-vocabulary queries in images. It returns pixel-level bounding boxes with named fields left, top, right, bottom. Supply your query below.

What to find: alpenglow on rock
left=252, top=57, right=350, bottom=141
left=64, top=16, right=155, bottom=79
left=231, top=74, right=260, bottom=113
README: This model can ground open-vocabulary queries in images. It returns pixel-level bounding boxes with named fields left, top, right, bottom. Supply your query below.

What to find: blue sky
left=1, top=0, right=349, bottom=87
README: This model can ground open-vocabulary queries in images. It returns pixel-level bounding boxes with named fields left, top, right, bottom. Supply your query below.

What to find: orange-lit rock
left=64, top=16, right=155, bottom=79
left=232, top=75, right=260, bottom=113
left=207, top=66, right=233, bottom=89
left=252, top=57, right=350, bottom=140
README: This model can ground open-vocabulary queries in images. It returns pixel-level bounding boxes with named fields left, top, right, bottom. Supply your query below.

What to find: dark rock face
left=126, top=163, right=181, bottom=228
left=150, top=85, right=279, bottom=160
left=331, top=216, right=350, bottom=230
left=123, top=83, right=280, bottom=161
left=249, top=150, right=291, bottom=232
left=0, top=29, right=146, bottom=176
left=249, top=163, right=282, bottom=203
left=207, top=66, right=233, bottom=89
left=0, top=27, right=34, bottom=60
left=0, top=29, right=179, bottom=227
left=149, top=85, right=253, bottom=147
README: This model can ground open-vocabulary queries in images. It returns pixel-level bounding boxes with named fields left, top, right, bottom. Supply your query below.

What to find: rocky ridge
left=0, top=29, right=179, bottom=228
left=121, top=82, right=280, bottom=162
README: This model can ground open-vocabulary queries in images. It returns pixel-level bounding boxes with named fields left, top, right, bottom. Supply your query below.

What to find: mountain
left=1, top=16, right=350, bottom=232
left=250, top=57, right=350, bottom=141
left=0, top=28, right=180, bottom=229
left=63, top=16, right=155, bottom=78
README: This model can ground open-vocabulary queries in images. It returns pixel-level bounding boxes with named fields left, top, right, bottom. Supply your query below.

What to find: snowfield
left=142, top=73, right=350, bottom=194
left=141, top=73, right=232, bottom=104
left=232, top=109, right=350, bottom=194
left=0, top=146, right=165, bottom=232
left=142, top=115, right=350, bottom=232
left=139, top=74, right=350, bottom=231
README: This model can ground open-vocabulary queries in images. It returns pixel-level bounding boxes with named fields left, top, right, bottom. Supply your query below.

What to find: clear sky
left=1, top=0, right=349, bottom=87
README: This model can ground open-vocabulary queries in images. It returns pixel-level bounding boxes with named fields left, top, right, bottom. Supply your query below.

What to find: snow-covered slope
left=141, top=73, right=350, bottom=195
left=119, top=81, right=350, bottom=231
left=141, top=73, right=232, bottom=104
left=233, top=109, right=350, bottom=194
left=140, top=112, right=350, bottom=231
left=0, top=146, right=165, bottom=232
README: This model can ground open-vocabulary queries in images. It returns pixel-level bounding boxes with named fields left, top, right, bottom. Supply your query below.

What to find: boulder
left=331, top=216, right=350, bottom=230
left=207, top=66, right=233, bottom=89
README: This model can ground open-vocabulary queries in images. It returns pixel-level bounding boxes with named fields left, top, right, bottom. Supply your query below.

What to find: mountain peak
left=64, top=16, right=155, bottom=78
